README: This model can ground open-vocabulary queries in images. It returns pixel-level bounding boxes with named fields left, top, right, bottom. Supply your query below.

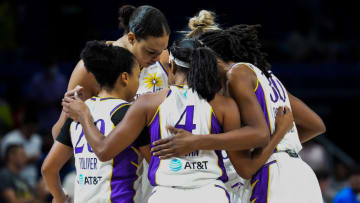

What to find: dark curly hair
left=170, top=39, right=221, bottom=101
left=199, top=24, right=271, bottom=78
left=80, top=40, right=135, bottom=90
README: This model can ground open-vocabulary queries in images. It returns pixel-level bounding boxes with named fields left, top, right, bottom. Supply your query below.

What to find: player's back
left=235, top=63, right=302, bottom=153
left=70, top=97, right=143, bottom=203
left=148, top=85, right=228, bottom=188
left=233, top=63, right=323, bottom=203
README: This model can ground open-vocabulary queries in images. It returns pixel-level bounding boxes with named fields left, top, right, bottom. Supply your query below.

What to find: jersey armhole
left=233, top=63, right=259, bottom=92
left=146, top=88, right=171, bottom=126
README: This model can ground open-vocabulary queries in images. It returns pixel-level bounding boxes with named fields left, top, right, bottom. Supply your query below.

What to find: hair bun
left=119, top=5, right=136, bottom=19
left=118, top=5, right=136, bottom=32
left=186, top=10, right=220, bottom=38
left=189, top=10, right=216, bottom=30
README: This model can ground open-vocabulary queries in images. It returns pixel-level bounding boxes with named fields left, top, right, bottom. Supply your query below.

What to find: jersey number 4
left=175, top=105, right=196, bottom=133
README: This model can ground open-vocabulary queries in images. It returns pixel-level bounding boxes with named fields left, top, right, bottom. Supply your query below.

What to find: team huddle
left=41, top=5, right=326, bottom=203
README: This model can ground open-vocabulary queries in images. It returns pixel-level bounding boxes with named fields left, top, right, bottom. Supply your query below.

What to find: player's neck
left=97, top=88, right=130, bottom=102
left=174, top=72, right=188, bottom=86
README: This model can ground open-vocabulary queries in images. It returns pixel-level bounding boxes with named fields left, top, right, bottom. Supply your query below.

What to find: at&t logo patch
left=169, top=158, right=182, bottom=172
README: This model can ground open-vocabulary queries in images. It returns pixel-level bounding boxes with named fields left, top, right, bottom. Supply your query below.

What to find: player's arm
left=223, top=65, right=270, bottom=148
left=62, top=94, right=150, bottom=162
left=192, top=75, right=272, bottom=150
left=288, top=92, right=326, bottom=143
left=41, top=142, right=72, bottom=203
left=42, top=119, right=73, bottom=203
left=227, top=106, right=294, bottom=179
left=152, top=96, right=241, bottom=159
left=152, top=65, right=269, bottom=157
left=186, top=66, right=270, bottom=151
left=51, top=60, right=99, bottom=139
left=111, top=105, right=151, bottom=163
left=217, top=96, right=243, bottom=144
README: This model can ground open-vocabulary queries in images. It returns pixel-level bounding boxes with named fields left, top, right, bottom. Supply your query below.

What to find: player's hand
left=62, top=94, right=90, bottom=123
left=64, top=85, right=85, bottom=101
left=274, top=106, right=294, bottom=138
left=151, top=126, right=198, bottom=159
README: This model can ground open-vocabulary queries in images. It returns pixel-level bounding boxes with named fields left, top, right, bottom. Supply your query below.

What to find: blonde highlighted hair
left=186, top=10, right=221, bottom=38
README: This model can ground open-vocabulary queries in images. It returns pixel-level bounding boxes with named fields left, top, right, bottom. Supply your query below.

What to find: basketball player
left=42, top=41, right=151, bottom=202
left=185, top=10, right=251, bottom=203
left=62, top=38, right=266, bottom=202
left=113, top=5, right=171, bottom=99
left=51, top=5, right=170, bottom=139
left=49, top=6, right=170, bottom=202
left=137, top=9, right=224, bottom=202
left=152, top=25, right=326, bottom=203
left=115, top=6, right=172, bottom=203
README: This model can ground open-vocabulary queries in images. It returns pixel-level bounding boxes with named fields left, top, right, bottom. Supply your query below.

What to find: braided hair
left=199, top=24, right=271, bottom=78
left=170, top=39, right=221, bottom=101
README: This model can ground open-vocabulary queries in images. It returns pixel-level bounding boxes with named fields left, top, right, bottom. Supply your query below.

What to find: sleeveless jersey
left=70, top=97, right=143, bottom=203
left=147, top=85, right=228, bottom=188
left=235, top=63, right=303, bottom=153
left=136, top=61, right=169, bottom=202
left=136, top=62, right=169, bottom=98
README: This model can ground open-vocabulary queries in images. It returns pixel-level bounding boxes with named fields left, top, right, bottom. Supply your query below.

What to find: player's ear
left=120, top=72, right=129, bottom=86
left=127, top=32, right=136, bottom=46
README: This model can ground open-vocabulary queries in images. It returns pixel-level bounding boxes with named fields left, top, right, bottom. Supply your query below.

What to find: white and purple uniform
left=57, top=97, right=149, bottom=203
left=136, top=61, right=169, bottom=98
left=135, top=61, right=169, bottom=202
left=230, top=63, right=323, bottom=203
left=147, top=85, right=230, bottom=203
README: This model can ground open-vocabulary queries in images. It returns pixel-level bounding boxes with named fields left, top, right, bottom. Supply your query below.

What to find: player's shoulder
left=137, top=88, right=170, bottom=107
left=212, top=94, right=238, bottom=112
left=210, top=94, right=238, bottom=125
left=227, top=63, right=256, bottom=80
left=226, top=63, right=258, bottom=91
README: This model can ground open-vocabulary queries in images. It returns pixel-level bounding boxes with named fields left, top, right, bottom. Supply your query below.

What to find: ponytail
left=188, top=47, right=221, bottom=101
left=118, top=5, right=136, bottom=33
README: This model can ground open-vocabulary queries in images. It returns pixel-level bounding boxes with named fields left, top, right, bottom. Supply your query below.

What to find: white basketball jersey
left=236, top=63, right=303, bottom=153
left=70, top=97, right=143, bottom=203
left=136, top=62, right=169, bottom=98
left=136, top=62, right=169, bottom=202
left=147, top=85, right=228, bottom=188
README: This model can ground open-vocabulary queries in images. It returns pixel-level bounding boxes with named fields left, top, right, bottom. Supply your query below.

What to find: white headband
left=169, top=52, right=190, bottom=68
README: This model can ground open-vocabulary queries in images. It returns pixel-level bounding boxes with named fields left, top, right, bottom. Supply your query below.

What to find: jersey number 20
left=74, top=119, right=105, bottom=154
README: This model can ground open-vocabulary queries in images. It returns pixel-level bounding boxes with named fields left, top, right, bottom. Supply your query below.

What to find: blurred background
left=0, top=0, right=359, bottom=202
